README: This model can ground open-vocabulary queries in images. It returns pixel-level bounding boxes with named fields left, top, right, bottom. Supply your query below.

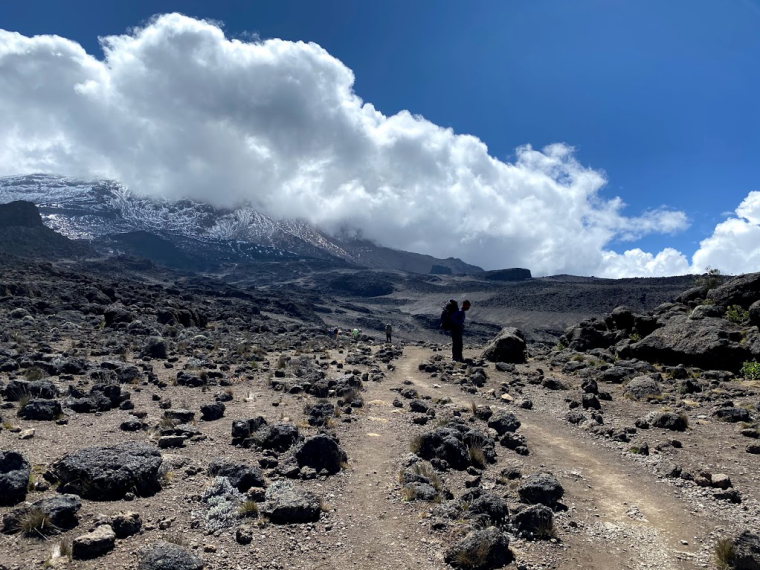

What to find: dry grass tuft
left=238, top=500, right=259, bottom=518
left=714, top=537, right=736, bottom=570
left=19, top=508, right=55, bottom=538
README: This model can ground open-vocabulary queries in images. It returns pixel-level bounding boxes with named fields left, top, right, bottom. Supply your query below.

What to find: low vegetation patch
left=725, top=305, right=749, bottom=324
left=19, top=508, right=55, bottom=538
left=714, top=537, right=736, bottom=570
left=741, top=360, right=760, bottom=380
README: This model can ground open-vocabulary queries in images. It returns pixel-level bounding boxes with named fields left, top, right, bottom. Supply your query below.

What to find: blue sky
left=1, top=1, right=759, bottom=275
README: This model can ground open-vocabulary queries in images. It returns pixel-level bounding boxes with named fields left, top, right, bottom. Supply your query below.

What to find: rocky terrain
left=1, top=201, right=759, bottom=570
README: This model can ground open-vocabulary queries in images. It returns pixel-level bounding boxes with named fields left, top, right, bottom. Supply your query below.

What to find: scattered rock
left=49, top=442, right=162, bottom=500
left=72, top=524, right=116, bottom=559
left=138, top=541, right=204, bottom=570
left=0, top=451, right=30, bottom=506
left=444, top=526, right=512, bottom=569
left=518, top=472, right=564, bottom=507
left=261, top=480, right=321, bottom=524
left=208, top=459, right=265, bottom=492
left=293, top=434, right=347, bottom=475
left=112, top=511, right=142, bottom=538
left=481, top=328, right=527, bottom=364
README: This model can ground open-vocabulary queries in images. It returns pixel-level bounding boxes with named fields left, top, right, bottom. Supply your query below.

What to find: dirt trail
left=318, top=350, right=445, bottom=569
left=399, top=345, right=712, bottom=570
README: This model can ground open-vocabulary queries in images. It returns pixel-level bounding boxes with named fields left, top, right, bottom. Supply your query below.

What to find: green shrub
left=23, top=367, right=45, bottom=381
left=741, top=360, right=760, bottom=380
left=725, top=305, right=749, bottom=324
left=696, top=267, right=723, bottom=290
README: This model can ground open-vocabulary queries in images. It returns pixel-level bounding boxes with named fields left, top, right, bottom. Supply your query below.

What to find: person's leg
left=452, top=331, right=463, bottom=361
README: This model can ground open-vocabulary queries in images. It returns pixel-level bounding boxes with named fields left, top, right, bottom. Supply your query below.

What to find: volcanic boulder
left=481, top=328, right=527, bottom=364
left=0, top=451, right=30, bottom=506
left=49, top=442, right=162, bottom=500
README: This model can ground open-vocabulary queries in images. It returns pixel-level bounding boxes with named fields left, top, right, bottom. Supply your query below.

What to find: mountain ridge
left=0, top=173, right=482, bottom=274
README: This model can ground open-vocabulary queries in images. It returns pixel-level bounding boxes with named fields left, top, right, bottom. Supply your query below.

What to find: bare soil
left=1, top=341, right=756, bottom=570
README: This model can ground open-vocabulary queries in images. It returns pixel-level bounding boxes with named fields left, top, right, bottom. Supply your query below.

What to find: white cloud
left=0, top=13, right=697, bottom=276
left=692, top=191, right=760, bottom=275
left=599, top=248, right=691, bottom=278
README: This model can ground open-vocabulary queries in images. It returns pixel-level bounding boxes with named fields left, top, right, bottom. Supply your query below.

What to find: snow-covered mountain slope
left=0, top=174, right=481, bottom=274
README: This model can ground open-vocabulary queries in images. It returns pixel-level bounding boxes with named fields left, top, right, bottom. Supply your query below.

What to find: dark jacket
left=450, top=309, right=466, bottom=333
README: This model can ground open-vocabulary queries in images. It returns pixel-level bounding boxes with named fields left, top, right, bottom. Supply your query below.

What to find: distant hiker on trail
left=449, top=299, right=471, bottom=362
left=385, top=323, right=392, bottom=343
left=351, top=328, right=361, bottom=341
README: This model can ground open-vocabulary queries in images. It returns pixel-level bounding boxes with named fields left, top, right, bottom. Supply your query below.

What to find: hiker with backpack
left=441, top=299, right=471, bottom=362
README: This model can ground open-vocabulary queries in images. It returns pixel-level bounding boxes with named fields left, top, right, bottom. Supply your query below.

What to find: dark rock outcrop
left=444, top=527, right=512, bottom=569
left=261, top=480, right=321, bottom=524
left=293, top=435, right=347, bottom=475
left=0, top=451, right=30, bottom=506
left=481, top=328, right=527, bottom=364
left=628, top=316, right=749, bottom=371
left=517, top=472, right=564, bottom=506
left=138, top=541, right=204, bottom=570
left=49, top=442, right=162, bottom=500
left=207, top=460, right=264, bottom=492
left=3, top=494, right=81, bottom=534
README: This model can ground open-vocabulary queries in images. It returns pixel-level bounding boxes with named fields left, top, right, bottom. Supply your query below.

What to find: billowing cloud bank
left=0, top=13, right=756, bottom=276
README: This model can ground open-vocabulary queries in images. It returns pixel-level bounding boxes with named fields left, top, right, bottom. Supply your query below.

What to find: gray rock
left=0, top=451, right=30, bottom=506
left=444, top=526, right=512, bottom=569
left=481, top=328, right=527, bottom=364
left=142, top=337, right=168, bottom=359
left=511, top=504, right=554, bottom=538
left=164, top=409, right=195, bottom=424
left=3, top=379, right=58, bottom=401
left=207, top=459, right=265, bottom=492
left=112, top=511, right=142, bottom=538
left=582, top=393, right=601, bottom=409
left=3, top=494, right=81, bottom=534
left=403, top=482, right=439, bottom=501
left=261, top=480, right=321, bottom=524
left=733, top=530, right=760, bottom=570
left=707, top=272, right=760, bottom=308
left=689, top=304, right=723, bottom=319
left=750, top=300, right=760, bottom=327
left=138, top=541, right=204, bottom=570
left=252, top=423, right=300, bottom=452
left=19, top=398, right=62, bottom=421
left=518, top=472, right=564, bottom=506
left=713, top=407, right=752, bottom=423
left=158, top=435, right=186, bottom=449
left=305, top=402, right=334, bottom=426
left=609, top=306, right=635, bottom=330
left=415, top=427, right=470, bottom=470
left=200, top=402, right=225, bottom=421
left=629, top=316, right=748, bottom=371
left=624, top=375, right=662, bottom=400
left=49, top=442, right=162, bottom=500
left=487, top=412, right=521, bottom=435
left=467, top=493, right=509, bottom=526
left=648, top=412, right=688, bottom=431
left=294, top=434, right=347, bottom=475
left=72, top=524, right=115, bottom=559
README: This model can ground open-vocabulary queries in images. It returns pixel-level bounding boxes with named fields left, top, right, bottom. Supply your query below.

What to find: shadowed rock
left=0, top=451, right=30, bottom=506
left=481, top=328, right=527, bottom=364
left=49, top=442, right=162, bottom=500
left=138, top=541, right=204, bottom=570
